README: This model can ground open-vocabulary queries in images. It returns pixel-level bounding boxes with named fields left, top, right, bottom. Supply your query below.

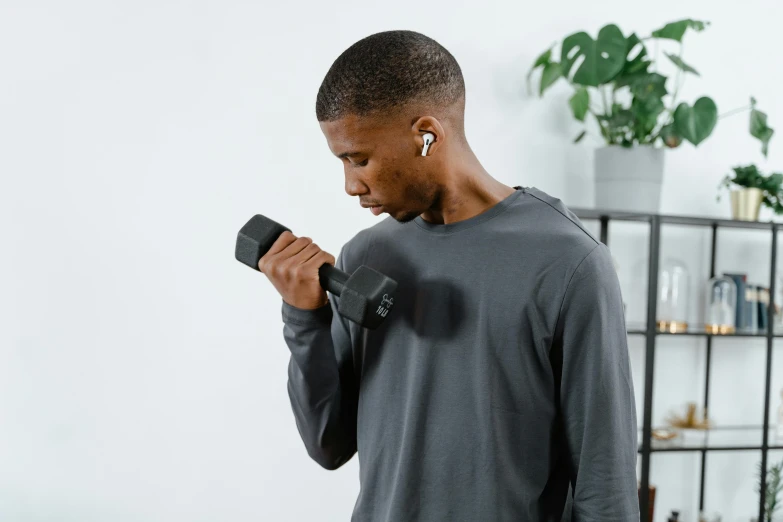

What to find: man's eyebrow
left=337, top=151, right=361, bottom=159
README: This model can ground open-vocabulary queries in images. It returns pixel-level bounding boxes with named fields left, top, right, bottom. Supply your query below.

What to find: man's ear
left=412, top=116, right=445, bottom=157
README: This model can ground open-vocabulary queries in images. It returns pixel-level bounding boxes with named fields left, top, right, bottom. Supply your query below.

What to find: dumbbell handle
left=318, top=264, right=349, bottom=297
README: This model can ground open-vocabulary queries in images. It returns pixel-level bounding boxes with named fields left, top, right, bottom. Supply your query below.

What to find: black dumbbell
left=235, top=214, right=398, bottom=330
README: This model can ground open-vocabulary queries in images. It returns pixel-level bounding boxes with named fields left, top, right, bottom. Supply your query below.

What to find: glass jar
left=658, top=258, right=690, bottom=333
left=705, top=276, right=737, bottom=334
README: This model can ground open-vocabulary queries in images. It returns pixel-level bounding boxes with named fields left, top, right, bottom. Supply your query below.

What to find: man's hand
left=257, top=231, right=336, bottom=310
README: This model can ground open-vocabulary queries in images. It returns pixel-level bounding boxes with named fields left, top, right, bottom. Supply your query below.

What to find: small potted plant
left=718, top=165, right=782, bottom=221
left=751, top=459, right=783, bottom=522
left=717, top=99, right=779, bottom=221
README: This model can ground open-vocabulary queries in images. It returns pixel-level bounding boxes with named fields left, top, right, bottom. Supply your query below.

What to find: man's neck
left=419, top=151, right=517, bottom=226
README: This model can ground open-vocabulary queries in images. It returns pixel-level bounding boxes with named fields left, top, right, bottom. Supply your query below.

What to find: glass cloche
left=657, top=258, right=690, bottom=333
left=704, top=276, right=737, bottom=334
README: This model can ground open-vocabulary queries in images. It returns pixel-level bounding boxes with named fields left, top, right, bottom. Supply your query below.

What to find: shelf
left=572, top=207, right=779, bottom=231
left=574, top=208, right=781, bottom=520
left=625, top=323, right=783, bottom=338
left=638, top=427, right=783, bottom=453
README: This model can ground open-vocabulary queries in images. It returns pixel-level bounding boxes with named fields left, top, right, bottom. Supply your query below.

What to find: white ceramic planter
left=594, top=145, right=665, bottom=213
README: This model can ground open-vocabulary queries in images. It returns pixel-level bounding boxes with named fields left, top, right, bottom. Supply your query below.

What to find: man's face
left=319, top=113, right=438, bottom=223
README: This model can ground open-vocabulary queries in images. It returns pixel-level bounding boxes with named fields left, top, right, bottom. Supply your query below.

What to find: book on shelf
left=723, top=273, right=747, bottom=330
left=745, top=285, right=759, bottom=332
left=758, top=286, right=770, bottom=331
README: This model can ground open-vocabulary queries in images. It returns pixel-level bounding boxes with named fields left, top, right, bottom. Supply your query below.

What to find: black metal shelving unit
left=572, top=208, right=780, bottom=522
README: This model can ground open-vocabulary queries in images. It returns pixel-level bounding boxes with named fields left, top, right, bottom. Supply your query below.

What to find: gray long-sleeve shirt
left=280, top=186, right=639, bottom=522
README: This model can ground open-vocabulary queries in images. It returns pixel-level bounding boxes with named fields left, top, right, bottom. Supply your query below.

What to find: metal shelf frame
left=572, top=208, right=780, bottom=522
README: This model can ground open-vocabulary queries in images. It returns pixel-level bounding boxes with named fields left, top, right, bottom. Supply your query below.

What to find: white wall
left=1, top=1, right=781, bottom=521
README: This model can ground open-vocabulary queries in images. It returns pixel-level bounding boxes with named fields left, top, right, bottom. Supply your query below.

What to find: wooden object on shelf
left=667, top=402, right=711, bottom=430
left=638, top=483, right=656, bottom=522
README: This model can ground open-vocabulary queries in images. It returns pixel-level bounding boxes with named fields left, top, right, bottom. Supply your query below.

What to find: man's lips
left=361, top=202, right=384, bottom=215
left=362, top=204, right=383, bottom=215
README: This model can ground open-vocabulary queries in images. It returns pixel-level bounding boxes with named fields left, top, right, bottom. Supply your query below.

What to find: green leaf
left=665, top=52, right=699, bottom=75
left=598, top=108, right=632, bottom=145
left=674, top=97, right=718, bottom=146
left=539, top=62, right=562, bottom=95
left=560, top=24, right=627, bottom=86
left=651, top=19, right=710, bottom=42
left=632, top=95, right=664, bottom=128
left=730, top=164, right=766, bottom=189
left=750, top=101, right=775, bottom=158
left=612, top=34, right=651, bottom=99
left=532, top=47, right=553, bottom=69
left=636, top=96, right=665, bottom=115
left=527, top=45, right=554, bottom=91
left=622, top=33, right=650, bottom=75
left=756, top=128, right=774, bottom=158
left=630, top=93, right=664, bottom=144
left=569, top=87, right=590, bottom=121
left=574, top=130, right=587, bottom=143
left=616, top=72, right=667, bottom=98
left=633, top=74, right=667, bottom=100
left=605, top=109, right=634, bottom=127
left=660, top=124, right=683, bottom=148
left=618, top=71, right=667, bottom=146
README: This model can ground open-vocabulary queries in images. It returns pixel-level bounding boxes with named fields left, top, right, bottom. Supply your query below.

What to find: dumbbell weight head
left=333, top=265, right=397, bottom=330
left=235, top=214, right=291, bottom=269
left=236, top=214, right=397, bottom=330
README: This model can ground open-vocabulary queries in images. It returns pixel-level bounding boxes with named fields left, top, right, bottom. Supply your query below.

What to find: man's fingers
left=263, top=231, right=297, bottom=257
left=301, top=249, right=335, bottom=270
left=290, top=242, right=324, bottom=265
left=258, top=232, right=312, bottom=272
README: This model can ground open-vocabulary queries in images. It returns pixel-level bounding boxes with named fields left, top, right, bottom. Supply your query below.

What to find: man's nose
left=344, top=173, right=368, bottom=197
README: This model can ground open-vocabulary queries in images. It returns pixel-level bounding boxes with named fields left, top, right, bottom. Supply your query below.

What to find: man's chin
left=392, top=210, right=420, bottom=224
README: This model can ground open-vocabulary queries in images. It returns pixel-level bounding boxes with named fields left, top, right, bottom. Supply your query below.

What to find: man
left=258, top=30, right=639, bottom=521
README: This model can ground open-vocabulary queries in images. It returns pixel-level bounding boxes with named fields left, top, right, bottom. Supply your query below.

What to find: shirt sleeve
left=281, top=246, right=359, bottom=470
left=552, top=243, right=639, bottom=521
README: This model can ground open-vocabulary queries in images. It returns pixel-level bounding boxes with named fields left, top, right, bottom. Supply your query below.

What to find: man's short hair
left=316, top=30, right=465, bottom=122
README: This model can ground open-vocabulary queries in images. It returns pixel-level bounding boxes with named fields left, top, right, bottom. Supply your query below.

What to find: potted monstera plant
left=528, top=19, right=718, bottom=212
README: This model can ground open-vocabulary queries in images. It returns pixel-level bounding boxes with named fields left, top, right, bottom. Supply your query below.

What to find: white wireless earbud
left=421, top=133, right=435, bottom=156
